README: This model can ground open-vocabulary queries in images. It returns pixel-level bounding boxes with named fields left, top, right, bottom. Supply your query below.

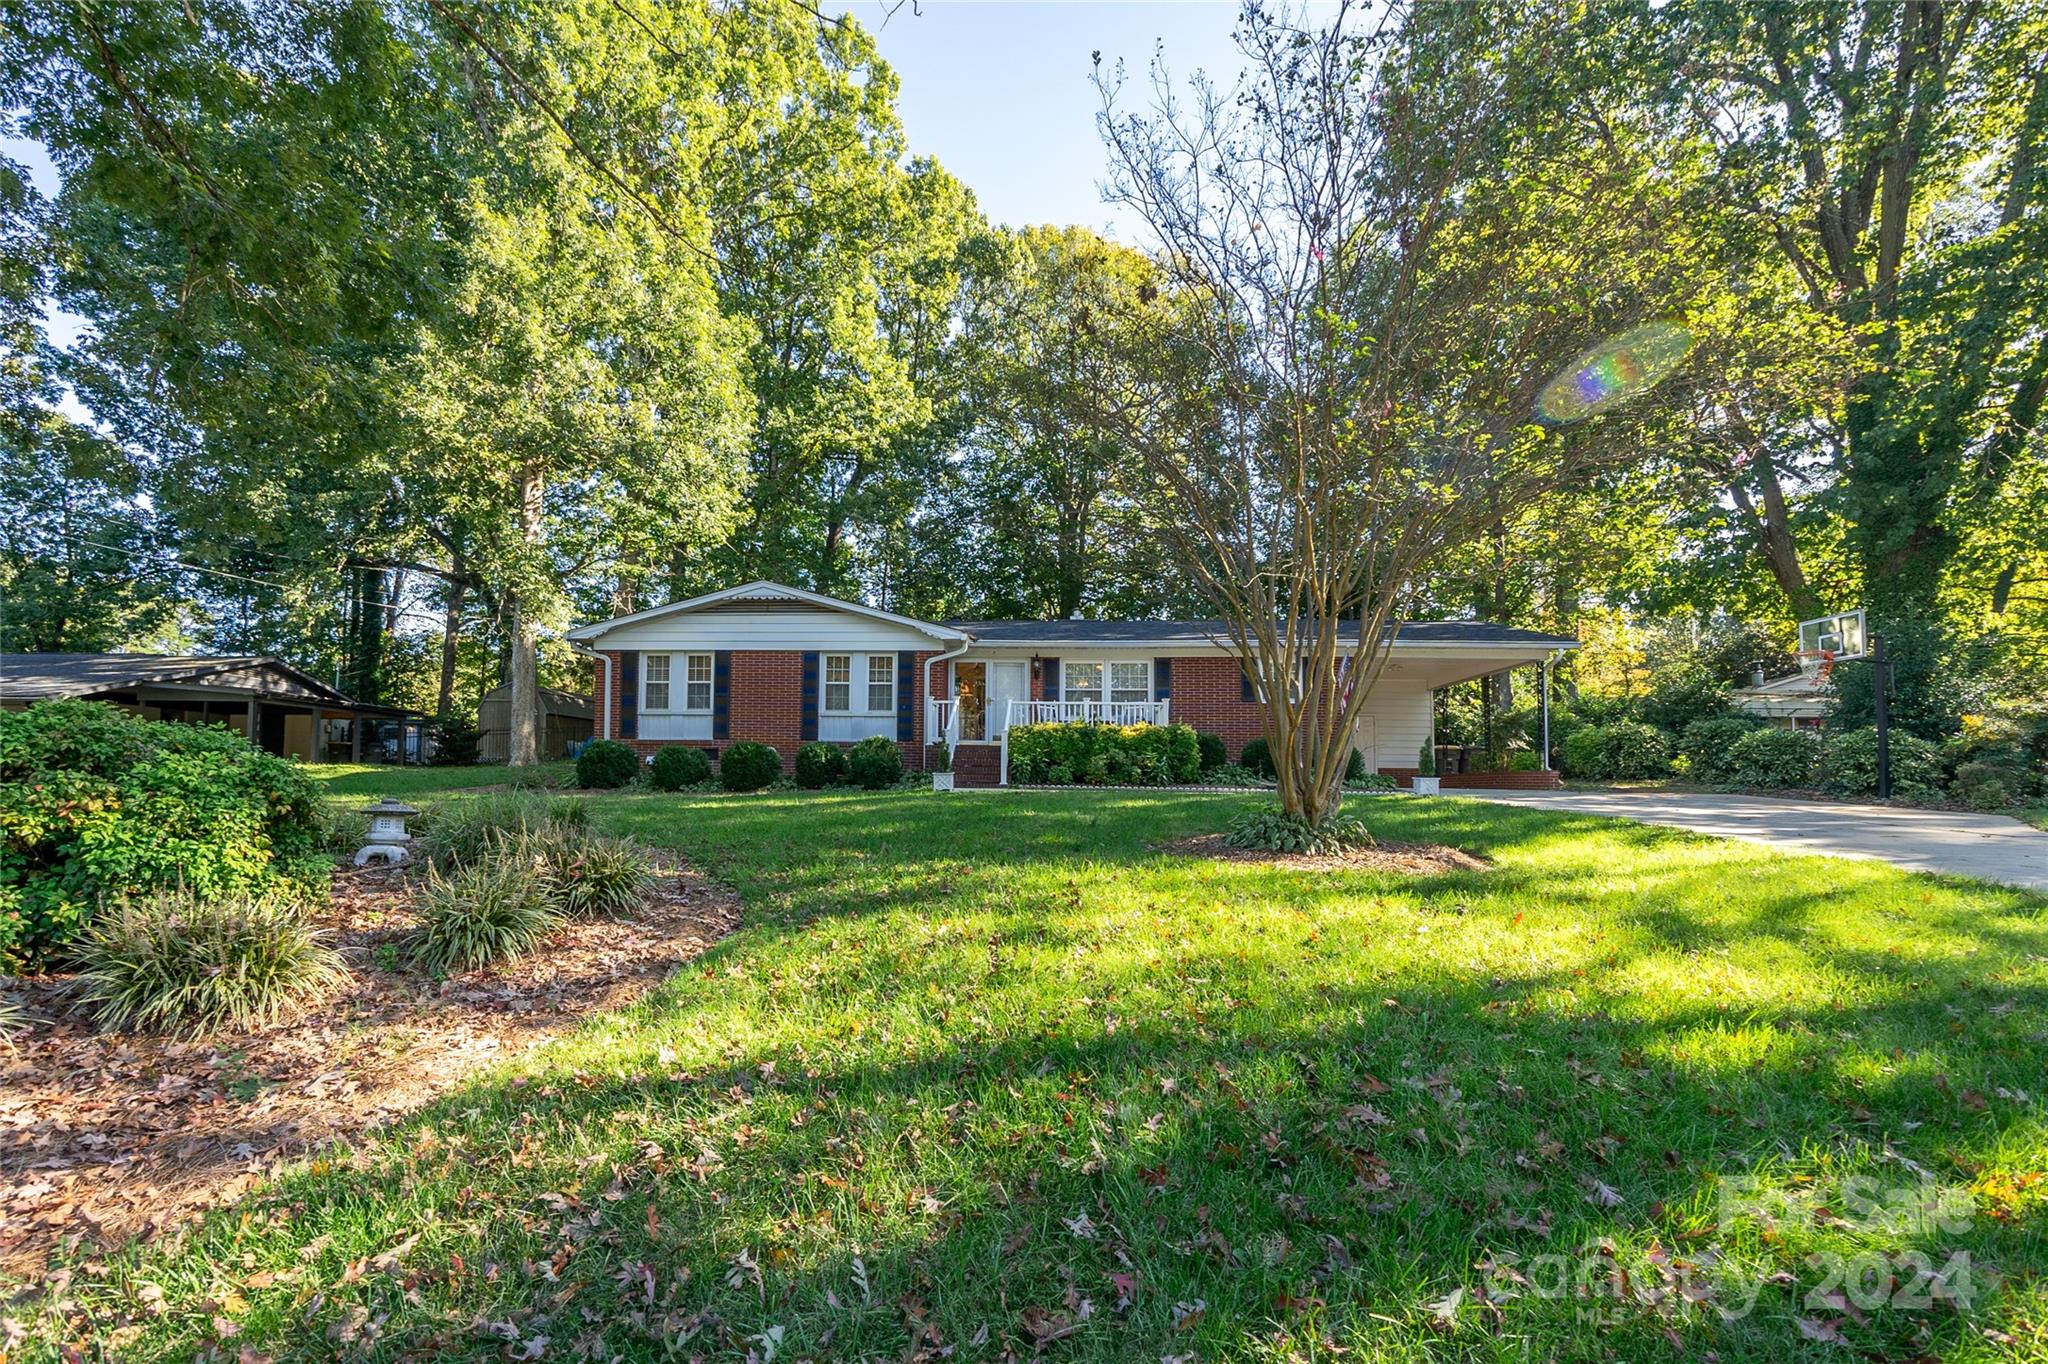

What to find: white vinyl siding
left=596, top=608, right=934, bottom=653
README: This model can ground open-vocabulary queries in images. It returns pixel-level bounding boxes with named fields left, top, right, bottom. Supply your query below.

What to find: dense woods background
left=2, top=0, right=2044, bottom=742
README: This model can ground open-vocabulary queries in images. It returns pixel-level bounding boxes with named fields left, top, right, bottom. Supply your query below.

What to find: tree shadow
left=53, top=791, right=2048, bottom=1362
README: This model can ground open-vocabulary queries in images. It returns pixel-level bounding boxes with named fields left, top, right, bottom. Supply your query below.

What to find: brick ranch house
left=567, top=580, right=1575, bottom=789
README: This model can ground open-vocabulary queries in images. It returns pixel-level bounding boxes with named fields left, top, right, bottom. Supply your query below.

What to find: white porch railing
left=1007, top=700, right=1169, bottom=727
left=925, top=697, right=961, bottom=755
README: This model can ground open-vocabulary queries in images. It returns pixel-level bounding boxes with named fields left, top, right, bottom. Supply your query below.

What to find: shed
left=0, top=653, right=428, bottom=761
left=1731, top=669, right=1829, bottom=730
left=477, top=684, right=594, bottom=763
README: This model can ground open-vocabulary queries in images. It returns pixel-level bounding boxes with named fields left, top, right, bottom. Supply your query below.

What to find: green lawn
left=302, top=760, right=577, bottom=798
left=27, top=792, right=2048, bottom=1361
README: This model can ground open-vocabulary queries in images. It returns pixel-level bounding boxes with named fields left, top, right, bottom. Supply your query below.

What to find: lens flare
left=1536, top=321, right=1694, bottom=425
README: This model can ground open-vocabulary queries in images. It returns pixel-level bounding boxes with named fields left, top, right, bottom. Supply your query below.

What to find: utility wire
left=63, top=534, right=456, bottom=631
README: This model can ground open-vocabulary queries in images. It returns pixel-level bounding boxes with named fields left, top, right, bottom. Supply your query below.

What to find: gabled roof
left=566, top=580, right=971, bottom=645
left=0, top=653, right=359, bottom=706
left=943, top=618, right=1580, bottom=649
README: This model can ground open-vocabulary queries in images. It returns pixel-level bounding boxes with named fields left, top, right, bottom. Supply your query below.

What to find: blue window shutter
left=801, top=651, right=819, bottom=741
left=896, top=651, right=915, bottom=742
left=1240, top=661, right=1254, bottom=702
left=712, top=650, right=732, bottom=740
left=1154, top=657, right=1172, bottom=702
left=1042, top=657, right=1060, bottom=700
left=618, top=651, right=639, bottom=740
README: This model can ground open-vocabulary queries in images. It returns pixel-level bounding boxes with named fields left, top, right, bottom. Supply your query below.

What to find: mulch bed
left=1156, top=832, right=1491, bottom=874
left=0, top=854, right=740, bottom=1277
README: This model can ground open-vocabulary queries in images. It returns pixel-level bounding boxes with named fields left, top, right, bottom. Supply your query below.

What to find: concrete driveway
left=1451, top=787, right=2048, bottom=893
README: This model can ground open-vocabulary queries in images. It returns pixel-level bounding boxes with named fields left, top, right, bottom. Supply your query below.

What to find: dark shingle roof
left=942, top=619, right=1578, bottom=648
left=0, top=653, right=359, bottom=705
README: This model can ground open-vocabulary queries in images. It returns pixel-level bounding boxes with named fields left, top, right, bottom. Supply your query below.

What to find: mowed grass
left=23, top=792, right=2048, bottom=1361
left=303, top=760, right=577, bottom=798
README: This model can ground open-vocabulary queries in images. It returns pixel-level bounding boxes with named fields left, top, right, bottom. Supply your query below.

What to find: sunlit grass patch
left=22, top=790, right=2048, bottom=1362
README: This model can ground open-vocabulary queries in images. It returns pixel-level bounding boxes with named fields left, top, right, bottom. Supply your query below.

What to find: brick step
left=951, top=744, right=1003, bottom=788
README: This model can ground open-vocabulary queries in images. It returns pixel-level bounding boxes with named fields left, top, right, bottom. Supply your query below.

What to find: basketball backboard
left=1796, top=608, right=1867, bottom=681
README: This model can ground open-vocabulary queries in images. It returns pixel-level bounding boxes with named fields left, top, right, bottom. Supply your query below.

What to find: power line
left=63, top=534, right=457, bottom=631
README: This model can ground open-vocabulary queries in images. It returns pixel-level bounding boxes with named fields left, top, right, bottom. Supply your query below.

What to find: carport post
left=1540, top=654, right=1554, bottom=770
left=350, top=711, right=364, bottom=761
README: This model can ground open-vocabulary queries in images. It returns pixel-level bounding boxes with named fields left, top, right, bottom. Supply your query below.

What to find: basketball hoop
left=1796, top=648, right=1835, bottom=684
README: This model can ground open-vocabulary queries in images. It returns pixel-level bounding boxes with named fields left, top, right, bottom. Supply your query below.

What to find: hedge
left=0, top=700, right=326, bottom=966
left=1726, top=727, right=1820, bottom=788
left=846, top=736, right=904, bottom=789
left=575, top=739, right=639, bottom=789
left=794, top=741, right=846, bottom=789
left=719, top=741, right=781, bottom=792
left=1560, top=720, right=1670, bottom=781
left=1823, top=727, right=1943, bottom=799
left=650, top=745, right=712, bottom=791
left=1008, top=722, right=1201, bottom=786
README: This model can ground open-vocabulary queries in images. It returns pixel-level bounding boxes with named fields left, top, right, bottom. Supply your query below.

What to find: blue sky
left=860, top=0, right=1293, bottom=240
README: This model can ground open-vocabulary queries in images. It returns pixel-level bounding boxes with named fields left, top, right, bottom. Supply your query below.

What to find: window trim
left=822, top=652, right=897, bottom=716
left=642, top=651, right=714, bottom=714
left=1060, top=659, right=1152, bottom=704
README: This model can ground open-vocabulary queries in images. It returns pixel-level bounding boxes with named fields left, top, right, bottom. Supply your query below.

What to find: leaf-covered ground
left=13, top=791, right=2048, bottom=1361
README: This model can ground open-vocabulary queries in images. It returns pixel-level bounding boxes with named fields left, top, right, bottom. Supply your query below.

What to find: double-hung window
left=1063, top=661, right=1103, bottom=704
left=1062, top=661, right=1151, bottom=706
left=824, top=654, right=852, bottom=712
left=867, top=654, right=895, bottom=713
left=644, top=653, right=712, bottom=712
left=823, top=654, right=897, bottom=714
left=1109, top=662, right=1151, bottom=704
left=684, top=653, right=713, bottom=711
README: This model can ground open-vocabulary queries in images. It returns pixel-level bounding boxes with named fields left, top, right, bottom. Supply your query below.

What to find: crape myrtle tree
left=1092, top=0, right=1698, bottom=832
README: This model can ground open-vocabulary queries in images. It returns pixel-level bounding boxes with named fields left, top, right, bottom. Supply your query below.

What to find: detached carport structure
left=0, top=653, right=427, bottom=763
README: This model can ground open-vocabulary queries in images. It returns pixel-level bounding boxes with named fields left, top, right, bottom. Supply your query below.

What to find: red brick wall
left=596, top=648, right=930, bottom=772
left=1166, top=655, right=1267, bottom=760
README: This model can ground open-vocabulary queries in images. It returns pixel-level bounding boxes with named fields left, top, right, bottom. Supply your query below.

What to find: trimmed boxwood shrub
left=1238, top=736, right=1275, bottom=779
left=650, top=745, right=712, bottom=791
left=1009, top=722, right=1201, bottom=786
left=1560, top=720, right=1670, bottom=781
left=575, top=739, right=639, bottom=789
left=1196, top=732, right=1228, bottom=773
left=1679, top=716, right=1761, bottom=784
left=0, top=700, right=325, bottom=967
left=795, top=741, right=847, bottom=789
left=1726, top=727, right=1820, bottom=788
left=846, top=735, right=904, bottom=789
left=1823, top=727, right=1943, bottom=800
left=719, top=741, right=781, bottom=792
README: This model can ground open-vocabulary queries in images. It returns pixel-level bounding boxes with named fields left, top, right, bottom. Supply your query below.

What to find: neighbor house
left=567, top=581, right=1576, bottom=788
left=0, top=653, right=429, bottom=761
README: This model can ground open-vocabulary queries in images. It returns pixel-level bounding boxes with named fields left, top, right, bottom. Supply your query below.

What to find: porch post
left=350, top=712, right=364, bottom=761
left=246, top=697, right=259, bottom=748
left=1540, top=655, right=1553, bottom=771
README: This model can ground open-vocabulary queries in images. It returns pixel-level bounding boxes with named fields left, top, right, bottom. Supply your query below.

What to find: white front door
left=987, top=662, right=1029, bottom=738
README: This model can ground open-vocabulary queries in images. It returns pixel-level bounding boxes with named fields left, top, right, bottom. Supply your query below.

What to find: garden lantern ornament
left=354, top=795, right=420, bottom=867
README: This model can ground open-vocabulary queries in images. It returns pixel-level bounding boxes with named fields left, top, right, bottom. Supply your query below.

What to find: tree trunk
left=437, top=571, right=465, bottom=720
left=506, top=461, right=545, bottom=767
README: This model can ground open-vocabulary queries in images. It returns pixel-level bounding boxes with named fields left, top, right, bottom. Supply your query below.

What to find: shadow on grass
left=49, top=790, right=2048, bottom=1363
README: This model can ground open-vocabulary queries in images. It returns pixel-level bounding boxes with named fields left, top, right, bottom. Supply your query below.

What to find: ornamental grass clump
left=419, top=790, right=589, bottom=872
left=408, top=855, right=562, bottom=974
left=72, top=892, right=349, bottom=1037
left=503, top=824, right=655, bottom=918
left=1224, top=801, right=1373, bottom=855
